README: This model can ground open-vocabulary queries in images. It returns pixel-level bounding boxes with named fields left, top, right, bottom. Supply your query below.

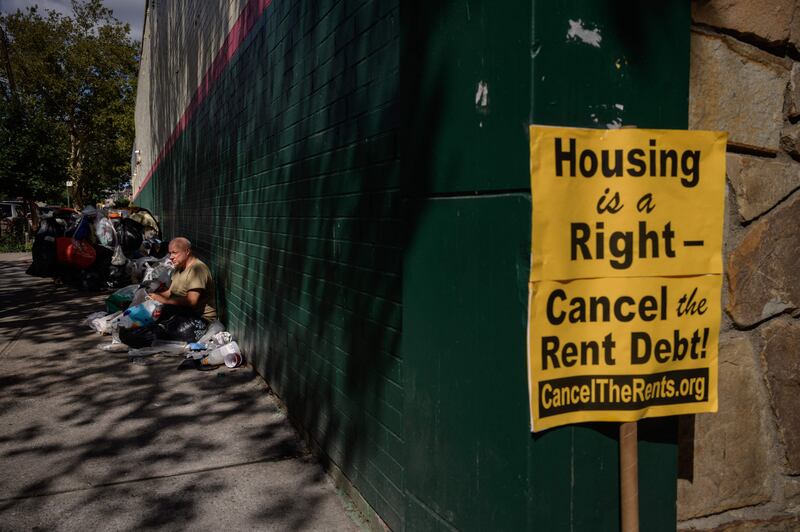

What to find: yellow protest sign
left=528, top=276, right=720, bottom=431
left=530, top=126, right=726, bottom=281
left=528, top=126, right=726, bottom=432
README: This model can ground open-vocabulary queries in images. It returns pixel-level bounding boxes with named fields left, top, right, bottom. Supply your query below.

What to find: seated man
left=150, top=237, right=217, bottom=323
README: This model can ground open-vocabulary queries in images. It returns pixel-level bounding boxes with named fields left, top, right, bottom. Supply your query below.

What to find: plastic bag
left=26, top=218, right=61, bottom=278
left=130, top=287, right=148, bottom=308
left=129, top=210, right=159, bottom=234
left=211, top=331, right=233, bottom=347
left=126, top=256, right=160, bottom=284
left=142, top=238, right=166, bottom=258
left=84, top=311, right=108, bottom=329
left=118, top=326, right=156, bottom=348
left=79, top=270, right=104, bottom=291
left=107, top=264, right=130, bottom=289
left=154, top=314, right=208, bottom=342
left=141, top=260, right=173, bottom=293
left=55, top=237, right=96, bottom=268
left=118, top=218, right=144, bottom=257
left=111, top=245, right=128, bottom=266
left=55, top=236, right=70, bottom=263
left=111, top=324, right=122, bottom=344
left=106, top=284, right=138, bottom=314
left=118, top=299, right=161, bottom=329
left=88, top=311, right=123, bottom=334
left=87, top=243, right=112, bottom=276
left=111, top=284, right=139, bottom=299
left=196, top=320, right=226, bottom=344
left=72, top=240, right=97, bottom=269
left=72, top=213, right=93, bottom=241
left=98, top=342, right=129, bottom=352
left=95, top=216, right=117, bottom=248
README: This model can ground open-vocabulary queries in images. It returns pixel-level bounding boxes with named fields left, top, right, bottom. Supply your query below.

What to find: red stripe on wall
left=133, top=0, right=272, bottom=200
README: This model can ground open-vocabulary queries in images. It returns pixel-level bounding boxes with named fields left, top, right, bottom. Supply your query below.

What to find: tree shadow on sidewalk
left=0, top=255, right=351, bottom=530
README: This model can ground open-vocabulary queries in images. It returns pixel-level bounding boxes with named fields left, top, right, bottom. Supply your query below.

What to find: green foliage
left=0, top=218, right=32, bottom=252
left=0, top=0, right=138, bottom=207
left=0, top=231, right=32, bottom=252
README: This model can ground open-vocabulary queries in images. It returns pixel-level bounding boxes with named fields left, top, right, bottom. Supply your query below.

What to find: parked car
left=1, top=201, right=28, bottom=219
left=0, top=201, right=31, bottom=236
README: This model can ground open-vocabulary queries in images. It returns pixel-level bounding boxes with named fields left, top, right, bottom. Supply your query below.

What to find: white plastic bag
left=85, top=311, right=126, bottom=335
left=212, top=331, right=233, bottom=346
left=111, top=245, right=128, bottom=266
left=196, top=320, right=226, bottom=344
left=98, top=317, right=128, bottom=351
left=126, top=256, right=161, bottom=284
left=95, top=216, right=117, bottom=248
left=130, top=287, right=148, bottom=307
left=91, top=311, right=123, bottom=335
left=141, top=260, right=173, bottom=293
left=84, top=311, right=108, bottom=330
left=98, top=342, right=129, bottom=352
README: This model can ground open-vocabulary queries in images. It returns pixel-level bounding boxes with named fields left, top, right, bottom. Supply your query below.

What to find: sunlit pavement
left=0, top=252, right=360, bottom=531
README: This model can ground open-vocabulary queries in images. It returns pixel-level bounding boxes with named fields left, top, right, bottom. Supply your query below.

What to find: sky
left=0, top=0, right=145, bottom=41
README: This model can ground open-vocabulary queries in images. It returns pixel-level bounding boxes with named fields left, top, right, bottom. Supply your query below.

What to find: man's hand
left=149, top=289, right=202, bottom=308
left=149, top=291, right=169, bottom=305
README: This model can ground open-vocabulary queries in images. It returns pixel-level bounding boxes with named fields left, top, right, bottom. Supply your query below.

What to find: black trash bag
left=142, top=238, right=167, bottom=258
left=64, top=243, right=112, bottom=291
left=62, top=214, right=81, bottom=237
left=26, top=220, right=61, bottom=277
left=154, top=310, right=208, bottom=342
left=26, top=242, right=57, bottom=277
left=118, top=326, right=156, bottom=348
left=25, top=251, right=52, bottom=277
left=107, top=264, right=130, bottom=289
left=117, top=218, right=144, bottom=257
left=153, top=238, right=167, bottom=258
left=79, top=270, right=104, bottom=291
left=86, top=244, right=113, bottom=278
left=57, top=264, right=81, bottom=286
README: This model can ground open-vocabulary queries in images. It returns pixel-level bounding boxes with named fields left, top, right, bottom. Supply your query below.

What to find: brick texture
left=135, top=0, right=403, bottom=528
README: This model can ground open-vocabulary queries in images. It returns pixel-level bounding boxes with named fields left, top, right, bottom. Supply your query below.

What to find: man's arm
left=150, top=289, right=202, bottom=308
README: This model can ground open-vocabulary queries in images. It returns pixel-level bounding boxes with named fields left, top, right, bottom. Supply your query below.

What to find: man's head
left=168, top=237, right=193, bottom=269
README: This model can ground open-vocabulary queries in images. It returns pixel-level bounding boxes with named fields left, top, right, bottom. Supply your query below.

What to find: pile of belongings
left=26, top=205, right=166, bottom=291
left=84, top=264, right=243, bottom=371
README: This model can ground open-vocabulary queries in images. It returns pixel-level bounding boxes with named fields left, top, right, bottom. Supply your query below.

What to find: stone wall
left=679, top=1, right=800, bottom=529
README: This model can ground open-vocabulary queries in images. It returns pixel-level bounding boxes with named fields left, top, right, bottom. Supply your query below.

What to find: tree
left=0, top=0, right=138, bottom=207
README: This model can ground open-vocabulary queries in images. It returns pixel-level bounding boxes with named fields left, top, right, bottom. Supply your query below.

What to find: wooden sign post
left=620, top=421, right=639, bottom=532
left=527, top=125, right=726, bottom=528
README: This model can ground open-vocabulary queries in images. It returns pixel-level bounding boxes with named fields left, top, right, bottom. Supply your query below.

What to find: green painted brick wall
left=138, top=0, right=690, bottom=529
left=400, top=1, right=688, bottom=530
left=138, top=0, right=404, bottom=528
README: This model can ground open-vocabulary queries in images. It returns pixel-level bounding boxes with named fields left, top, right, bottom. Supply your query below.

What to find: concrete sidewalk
left=0, top=252, right=361, bottom=531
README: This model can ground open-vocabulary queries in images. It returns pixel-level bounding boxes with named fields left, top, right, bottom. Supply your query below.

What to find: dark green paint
left=139, top=0, right=688, bottom=529
left=532, top=1, right=690, bottom=130
left=140, top=2, right=405, bottom=529
left=401, top=1, right=686, bottom=530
